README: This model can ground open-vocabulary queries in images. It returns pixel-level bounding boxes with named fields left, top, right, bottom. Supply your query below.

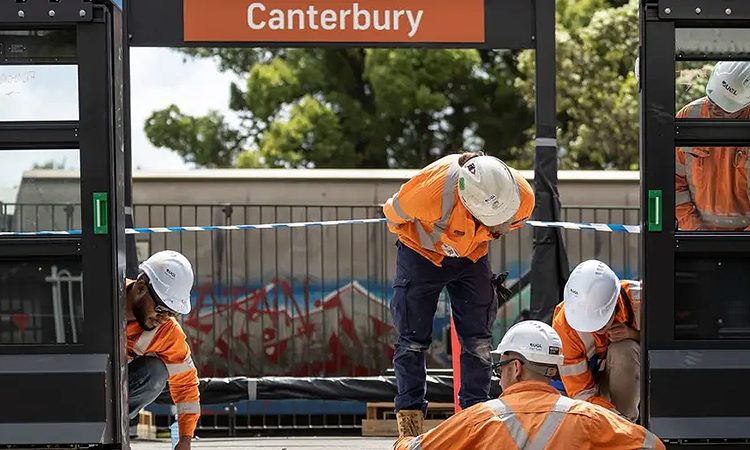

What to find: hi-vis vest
left=383, top=154, right=534, bottom=266
left=393, top=381, right=664, bottom=450
left=552, top=280, right=641, bottom=410
left=126, top=281, right=201, bottom=437
left=676, top=97, right=750, bottom=230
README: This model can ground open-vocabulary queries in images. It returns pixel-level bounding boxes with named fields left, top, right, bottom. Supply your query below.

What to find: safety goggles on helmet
left=146, top=281, right=179, bottom=317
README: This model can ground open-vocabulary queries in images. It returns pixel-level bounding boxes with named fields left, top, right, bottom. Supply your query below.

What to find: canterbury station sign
left=183, top=0, right=485, bottom=43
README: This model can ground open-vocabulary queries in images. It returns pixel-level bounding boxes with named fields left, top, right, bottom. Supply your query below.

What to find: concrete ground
left=132, top=437, right=394, bottom=450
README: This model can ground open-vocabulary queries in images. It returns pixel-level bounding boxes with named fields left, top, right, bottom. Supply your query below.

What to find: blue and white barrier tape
left=0, top=218, right=640, bottom=236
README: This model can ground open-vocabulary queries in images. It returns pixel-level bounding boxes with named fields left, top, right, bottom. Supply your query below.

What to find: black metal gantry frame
left=0, top=1, right=128, bottom=448
left=641, top=0, right=750, bottom=446
left=0, top=0, right=566, bottom=447
left=125, top=0, right=570, bottom=329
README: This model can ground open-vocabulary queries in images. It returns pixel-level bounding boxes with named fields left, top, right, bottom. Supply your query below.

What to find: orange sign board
left=184, top=0, right=485, bottom=43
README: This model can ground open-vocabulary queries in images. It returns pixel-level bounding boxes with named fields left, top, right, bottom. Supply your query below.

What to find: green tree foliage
left=146, top=0, right=704, bottom=170
left=145, top=47, right=533, bottom=169
left=516, top=0, right=641, bottom=170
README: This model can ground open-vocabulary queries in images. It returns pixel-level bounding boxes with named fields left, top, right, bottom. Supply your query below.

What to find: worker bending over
left=552, top=259, right=641, bottom=421
left=393, top=321, right=664, bottom=450
left=676, top=61, right=750, bottom=230
left=127, top=250, right=200, bottom=449
left=383, top=152, right=534, bottom=435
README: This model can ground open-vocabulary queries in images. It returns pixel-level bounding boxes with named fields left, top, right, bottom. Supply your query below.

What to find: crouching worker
left=552, top=259, right=642, bottom=421
left=393, top=321, right=664, bottom=450
left=127, top=250, right=200, bottom=449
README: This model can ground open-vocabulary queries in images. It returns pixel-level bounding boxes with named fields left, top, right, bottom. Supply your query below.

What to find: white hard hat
left=563, top=259, right=620, bottom=333
left=458, top=156, right=520, bottom=227
left=491, top=320, right=563, bottom=367
left=138, top=250, right=194, bottom=315
left=706, top=61, right=750, bottom=113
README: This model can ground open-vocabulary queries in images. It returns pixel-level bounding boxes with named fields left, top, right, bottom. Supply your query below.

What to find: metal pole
left=530, top=0, right=569, bottom=324
left=123, top=4, right=139, bottom=278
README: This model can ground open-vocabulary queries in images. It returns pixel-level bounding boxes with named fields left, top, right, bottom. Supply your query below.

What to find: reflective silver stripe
left=641, top=430, right=659, bottom=449
left=415, top=156, right=461, bottom=255
left=485, top=398, right=506, bottom=415
left=626, top=281, right=641, bottom=301
left=535, top=137, right=558, bottom=148
left=696, top=209, right=750, bottom=228
left=407, top=435, right=423, bottom=450
left=684, top=152, right=696, bottom=214
left=685, top=100, right=704, bottom=118
left=680, top=100, right=704, bottom=216
left=428, top=161, right=461, bottom=242
left=486, top=399, right=530, bottom=447
left=576, top=330, right=597, bottom=360
left=626, top=280, right=642, bottom=329
left=176, top=402, right=201, bottom=414
left=675, top=190, right=691, bottom=205
left=391, top=195, right=413, bottom=222
left=573, top=387, right=598, bottom=401
left=133, top=325, right=162, bottom=356
left=525, top=396, right=576, bottom=450
left=559, top=360, right=589, bottom=377
left=416, top=222, right=435, bottom=249
left=675, top=162, right=686, bottom=177
left=166, top=357, right=195, bottom=376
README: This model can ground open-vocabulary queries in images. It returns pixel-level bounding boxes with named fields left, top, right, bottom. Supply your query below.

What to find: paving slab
left=132, top=437, right=394, bottom=450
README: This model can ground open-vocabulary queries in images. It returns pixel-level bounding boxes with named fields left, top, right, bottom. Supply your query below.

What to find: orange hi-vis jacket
left=126, top=282, right=201, bottom=436
left=676, top=97, right=750, bottom=230
left=393, top=381, right=664, bottom=450
left=551, top=280, right=641, bottom=411
left=383, top=154, right=534, bottom=266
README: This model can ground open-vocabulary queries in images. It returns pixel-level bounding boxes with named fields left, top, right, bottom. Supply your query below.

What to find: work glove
left=491, top=272, right=513, bottom=305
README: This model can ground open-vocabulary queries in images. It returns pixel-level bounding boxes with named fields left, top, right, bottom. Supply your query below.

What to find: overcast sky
left=0, top=48, right=239, bottom=202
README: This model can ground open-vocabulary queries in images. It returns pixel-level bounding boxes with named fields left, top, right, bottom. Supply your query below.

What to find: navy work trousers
left=390, top=241, right=497, bottom=412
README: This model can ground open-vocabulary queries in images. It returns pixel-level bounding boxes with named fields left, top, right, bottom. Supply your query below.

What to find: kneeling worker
left=127, top=250, right=200, bottom=449
left=552, top=259, right=641, bottom=421
left=393, top=320, right=663, bottom=449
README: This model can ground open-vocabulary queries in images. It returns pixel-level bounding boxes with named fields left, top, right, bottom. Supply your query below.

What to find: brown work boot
left=396, top=410, right=424, bottom=438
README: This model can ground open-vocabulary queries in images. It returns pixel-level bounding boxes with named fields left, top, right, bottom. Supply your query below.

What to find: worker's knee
left=607, top=339, right=640, bottom=368
left=138, top=356, right=169, bottom=393
left=459, top=337, right=492, bottom=364
left=395, top=336, right=431, bottom=353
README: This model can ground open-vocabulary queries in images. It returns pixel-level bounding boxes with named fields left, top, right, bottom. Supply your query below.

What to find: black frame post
left=530, top=0, right=569, bottom=323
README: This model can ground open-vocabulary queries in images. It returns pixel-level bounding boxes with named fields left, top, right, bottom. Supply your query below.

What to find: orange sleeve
left=383, top=170, right=442, bottom=232
left=675, top=107, right=704, bottom=231
left=508, top=169, right=535, bottom=232
left=552, top=311, right=616, bottom=411
left=588, top=406, right=666, bottom=449
left=154, top=321, right=201, bottom=437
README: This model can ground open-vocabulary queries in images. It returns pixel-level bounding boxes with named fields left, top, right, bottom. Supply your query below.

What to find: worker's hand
left=174, top=437, right=192, bottom=450
left=607, top=323, right=639, bottom=343
left=491, top=272, right=513, bottom=305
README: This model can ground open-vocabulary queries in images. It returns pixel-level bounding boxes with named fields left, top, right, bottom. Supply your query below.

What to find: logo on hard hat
left=548, top=346, right=560, bottom=355
left=165, top=268, right=176, bottom=279
left=466, top=163, right=477, bottom=175
left=722, top=80, right=738, bottom=96
left=568, top=288, right=579, bottom=296
left=529, top=342, right=543, bottom=350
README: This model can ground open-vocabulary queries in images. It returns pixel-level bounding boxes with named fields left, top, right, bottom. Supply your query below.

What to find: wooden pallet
left=361, top=402, right=455, bottom=437
left=136, top=410, right=157, bottom=440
